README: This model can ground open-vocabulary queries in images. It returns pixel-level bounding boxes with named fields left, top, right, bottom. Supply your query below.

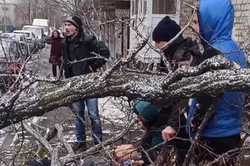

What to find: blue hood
left=199, top=0, right=247, bottom=68
left=200, top=0, right=234, bottom=44
left=187, top=0, right=248, bottom=138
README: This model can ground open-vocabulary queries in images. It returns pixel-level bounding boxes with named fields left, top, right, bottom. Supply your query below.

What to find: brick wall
left=232, top=0, right=250, bottom=54
left=180, top=0, right=250, bottom=55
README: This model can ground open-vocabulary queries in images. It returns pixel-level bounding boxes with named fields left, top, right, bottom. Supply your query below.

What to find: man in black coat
left=152, top=16, right=202, bottom=166
left=63, top=16, right=110, bottom=151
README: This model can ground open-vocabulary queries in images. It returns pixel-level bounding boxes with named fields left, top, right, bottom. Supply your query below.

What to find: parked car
left=32, top=19, right=49, bottom=36
left=22, top=25, right=45, bottom=40
left=22, top=25, right=46, bottom=49
left=10, top=34, right=29, bottom=58
left=0, top=39, right=24, bottom=94
left=13, top=30, right=38, bottom=53
left=0, top=33, right=15, bottom=40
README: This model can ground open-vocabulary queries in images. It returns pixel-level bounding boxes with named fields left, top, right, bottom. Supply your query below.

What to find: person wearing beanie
left=134, top=101, right=161, bottom=125
left=152, top=16, right=201, bottom=72
left=62, top=15, right=110, bottom=152
left=132, top=101, right=169, bottom=164
left=134, top=101, right=165, bottom=151
left=152, top=16, right=201, bottom=140
left=152, top=16, right=182, bottom=44
left=152, top=16, right=202, bottom=165
left=131, top=100, right=189, bottom=165
left=64, top=16, right=83, bottom=37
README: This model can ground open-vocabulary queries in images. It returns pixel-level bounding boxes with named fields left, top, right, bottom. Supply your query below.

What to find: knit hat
left=64, top=16, right=83, bottom=30
left=134, top=101, right=160, bottom=123
left=152, top=16, right=181, bottom=42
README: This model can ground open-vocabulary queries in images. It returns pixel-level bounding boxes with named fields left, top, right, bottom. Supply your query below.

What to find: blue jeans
left=70, top=98, right=102, bottom=144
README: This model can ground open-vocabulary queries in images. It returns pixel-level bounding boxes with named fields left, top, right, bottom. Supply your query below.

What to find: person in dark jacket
left=152, top=17, right=201, bottom=73
left=49, top=30, right=63, bottom=77
left=133, top=99, right=190, bottom=166
left=134, top=101, right=173, bottom=164
left=186, top=0, right=247, bottom=163
left=114, top=101, right=173, bottom=166
left=134, top=102, right=164, bottom=149
left=152, top=16, right=202, bottom=166
left=62, top=16, right=110, bottom=151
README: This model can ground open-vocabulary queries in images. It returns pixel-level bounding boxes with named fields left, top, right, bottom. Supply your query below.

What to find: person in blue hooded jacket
left=161, top=0, right=248, bottom=163
left=187, top=0, right=248, bottom=161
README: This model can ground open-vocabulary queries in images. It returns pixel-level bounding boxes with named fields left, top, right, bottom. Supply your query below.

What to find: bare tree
left=0, top=1, right=250, bottom=165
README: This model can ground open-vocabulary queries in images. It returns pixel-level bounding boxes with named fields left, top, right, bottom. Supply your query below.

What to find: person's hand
left=114, top=144, right=138, bottom=162
left=131, top=160, right=144, bottom=166
left=161, top=126, right=177, bottom=141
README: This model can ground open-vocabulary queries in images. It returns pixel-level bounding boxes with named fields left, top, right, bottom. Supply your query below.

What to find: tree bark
left=0, top=55, right=248, bottom=129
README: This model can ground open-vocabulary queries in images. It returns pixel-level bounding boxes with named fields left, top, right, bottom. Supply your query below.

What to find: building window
left=132, top=0, right=147, bottom=16
left=132, top=0, right=138, bottom=15
left=153, top=0, right=176, bottom=14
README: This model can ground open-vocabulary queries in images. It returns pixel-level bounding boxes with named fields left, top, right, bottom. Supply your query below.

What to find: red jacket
left=49, top=37, right=63, bottom=65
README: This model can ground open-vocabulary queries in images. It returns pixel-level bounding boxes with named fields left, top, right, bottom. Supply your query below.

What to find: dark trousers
left=157, top=133, right=240, bottom=166
left=195, top=134, right=241, bottom=165
left=173, top=128, right=191, bottom=166
left=52, top=64, right=62, bottom=77
left=203, top=134, right=241, bottom=154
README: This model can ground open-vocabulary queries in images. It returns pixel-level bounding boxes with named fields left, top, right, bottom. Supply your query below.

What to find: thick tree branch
left=0, top=56, right=248, bottom=129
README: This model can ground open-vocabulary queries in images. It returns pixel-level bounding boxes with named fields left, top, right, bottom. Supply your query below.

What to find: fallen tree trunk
left=0, top=55, right=248, bottom=129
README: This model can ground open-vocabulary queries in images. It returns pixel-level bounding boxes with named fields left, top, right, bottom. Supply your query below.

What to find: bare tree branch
left=61, top=119, right=136, bottom=164
left=23, top=122, right=53, bottom=154
left=55, top=124, right=74, bottom=155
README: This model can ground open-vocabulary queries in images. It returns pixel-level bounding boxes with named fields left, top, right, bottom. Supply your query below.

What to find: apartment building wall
left=181, top=0, right=250, bottom=54
left=232, top=0, right=250, bottom=54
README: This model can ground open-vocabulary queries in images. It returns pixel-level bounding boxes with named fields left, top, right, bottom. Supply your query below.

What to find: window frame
left=152, top=0, right=179, bottom=15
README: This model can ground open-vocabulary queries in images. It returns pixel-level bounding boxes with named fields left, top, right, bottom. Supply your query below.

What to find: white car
left=32, top=19, right=49, bottom=36
left=22, top=25, right=46, bottom=49
left=13, top=30, right=38, bottom=52
left=13, top=30, right=36, bottom=41
left=22, top=25, right=45, bottom=40
left=0, top=33, right=15, bottom=40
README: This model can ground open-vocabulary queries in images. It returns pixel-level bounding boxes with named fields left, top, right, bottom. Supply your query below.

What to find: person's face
left=155, top=41, right=169, bottom=51
left=53, top=31, right=58, bottom=38
left=137, top=117, right=146, bottom=129
left=192, top=11, right=200, bottom=33
left=64, top=22, right=78, bottom=37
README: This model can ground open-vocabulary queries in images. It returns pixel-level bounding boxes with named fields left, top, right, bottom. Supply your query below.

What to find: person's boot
left=72, top=142, right=87, bottom=152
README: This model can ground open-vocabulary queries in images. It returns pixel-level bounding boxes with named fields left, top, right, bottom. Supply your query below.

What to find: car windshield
left=14, top=32, right=30, bottom=37
left=23, top=27, right=41, bottom=37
